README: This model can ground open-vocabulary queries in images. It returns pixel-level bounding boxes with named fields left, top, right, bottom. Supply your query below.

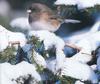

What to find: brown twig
left=65, top=42, right=81, bottom=51
left=8, top=41, right=20, bottom=46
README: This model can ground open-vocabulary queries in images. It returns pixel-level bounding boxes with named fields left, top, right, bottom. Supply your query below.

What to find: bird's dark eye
left=29, top=7, right=37, bottom=12
left=51, top=17, right=56, bottom=20
left=32, top=8, right=37, bottom=12
left=50, top=17, right=57, bottom=20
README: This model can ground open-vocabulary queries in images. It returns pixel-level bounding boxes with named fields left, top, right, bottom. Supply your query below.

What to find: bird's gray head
left=27, top=3, right=53, bottom=23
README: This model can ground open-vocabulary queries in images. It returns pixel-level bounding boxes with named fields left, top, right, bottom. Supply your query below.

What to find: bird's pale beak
left=64, top=19, right=81, bottom=23
left=27, top=10, right=32, bottom=13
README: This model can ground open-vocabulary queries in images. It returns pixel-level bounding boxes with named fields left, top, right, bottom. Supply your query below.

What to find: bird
left=10, top=3, right=80, bottom=35
left=27, top=3, right=61, bottom=32
left=27, top=3, right=80, bottom=32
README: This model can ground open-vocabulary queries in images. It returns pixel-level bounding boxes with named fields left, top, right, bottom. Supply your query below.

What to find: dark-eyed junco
left=27, top=3, right=81, bottom=32
left=27, top=3, right=61, bottom=32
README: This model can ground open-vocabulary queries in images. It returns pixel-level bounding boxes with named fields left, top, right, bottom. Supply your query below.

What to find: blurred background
left=0, top=0, right=100, bottom=37
left=0, top=0, right=56, bottom=30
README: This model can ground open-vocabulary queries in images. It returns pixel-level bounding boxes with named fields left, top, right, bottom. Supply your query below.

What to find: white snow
left=28, top=30, right=98, bottom=83
left=69, top=48, right=92, bottom=63
left=46, top=58, right=57, bottom=73
left=77, top=0, right=97, bottom=9
left=55, top=0, right=100, bottom=9
left=0, top=27, right=9, bottom=51
left=1, top=9, right=100, bottom=83
left=69, top=31, right=100, bottom=63
left=97, top=56, right=100, bottom=71
left=31, top=49, right=98, bottom=83
left=67, top=20, right=100, bottom=43
left=0, top=61, right=41, bottom=84
left=0, top=27, right=99, bottom=83
left=75, top=80, right=85, bottom=84
left=0, top=25, right=27, bottom=51
left=55, top=0, right=77, bottom=5
left=90, top=64, right=97, bottom=71
left=76, top=31, right=100, bottom=51
left=61, top=59, right=98, bottom=83
left=29, top=30, right=65, bottom=50
left=46, top=57, right=98, bottom=83
left=32, top=49, right=47, bottom=68
left=10, top=17, right=32, bottom=32
left=64, top=20, right=100, bottom=63
left=29, top=30, right=65, bottom=71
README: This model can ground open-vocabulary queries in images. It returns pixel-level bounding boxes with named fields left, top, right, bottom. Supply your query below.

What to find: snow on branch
left=28, top=30, right=65, bottom=72
left=27, top=30, right=99, bottom=83
left=0, top=61, right=41, bottom=84
left=55, top=0, right=100, bottom=9
left=0, top=25, right=27, bottom=52
left=1, top=19, right=100, bottom=84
